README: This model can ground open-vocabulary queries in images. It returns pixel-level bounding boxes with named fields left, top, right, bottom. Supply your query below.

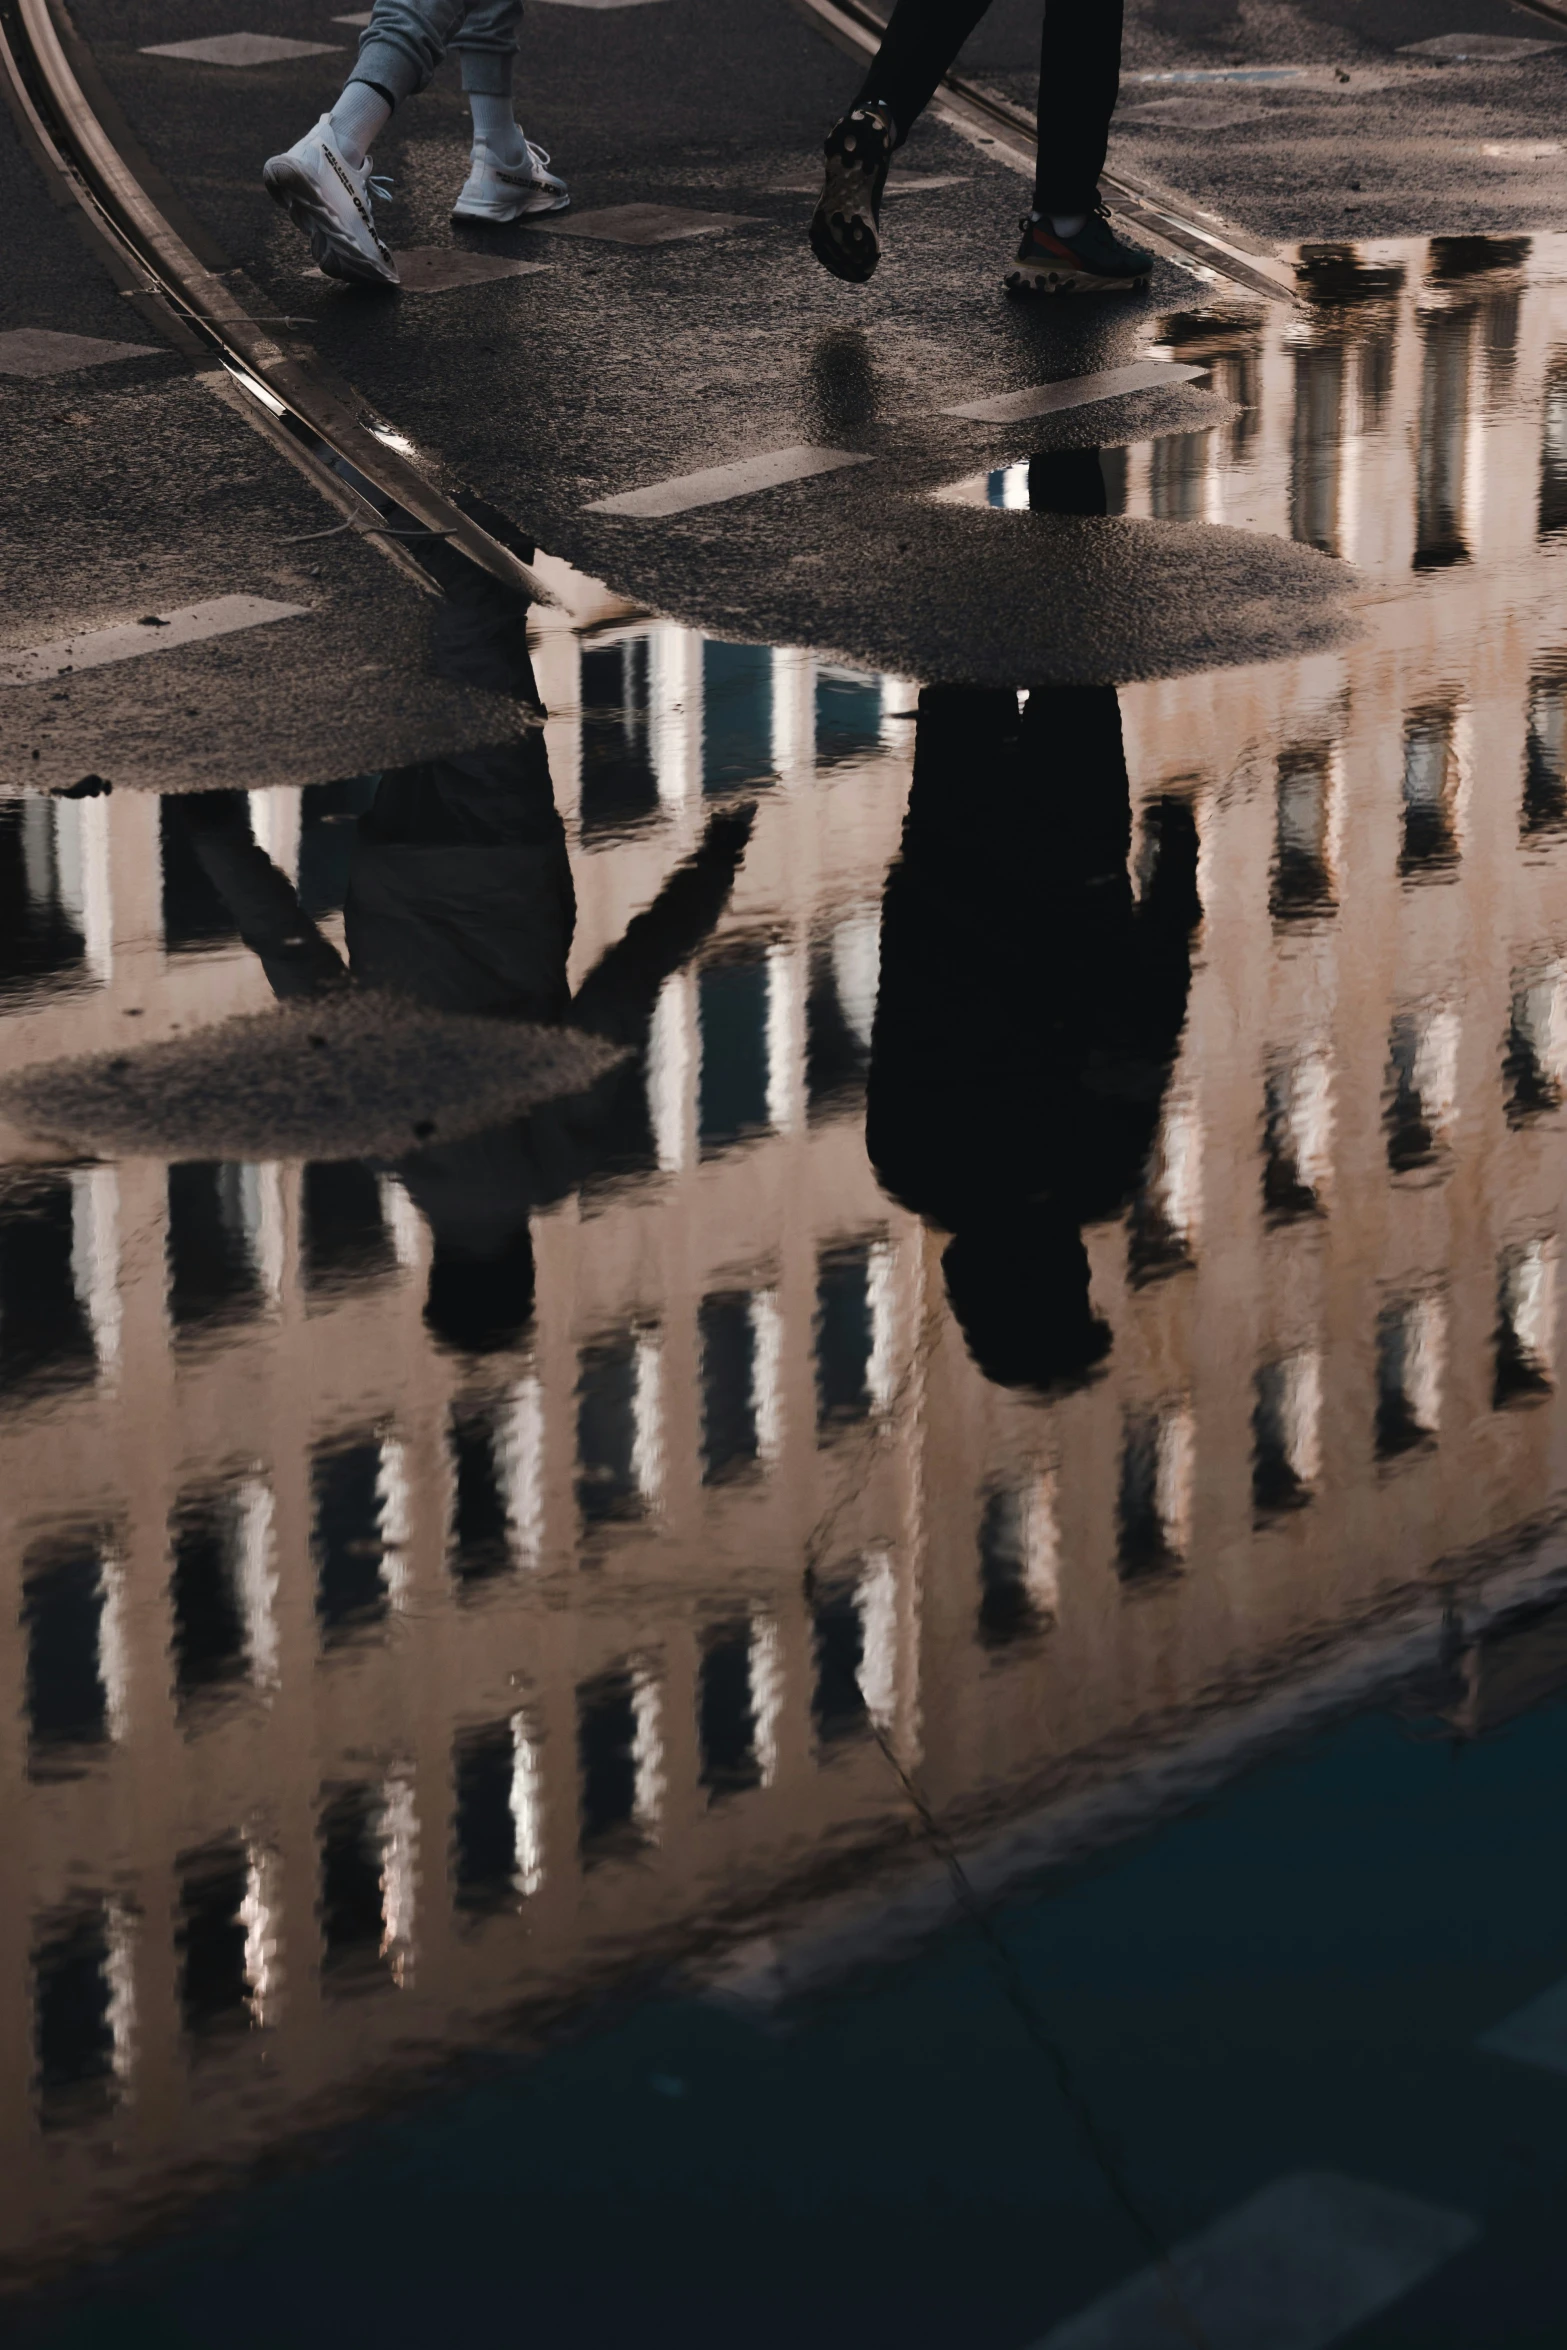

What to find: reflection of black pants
left=853, top=0, right=1122, bottom=215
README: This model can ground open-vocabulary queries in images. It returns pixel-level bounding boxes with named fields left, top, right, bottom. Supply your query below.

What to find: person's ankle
left=1034, top=207, right=1089, bottom=238
left=468, top=92, right=530, bottom=167
left=327, top=79, right=392, bottom=168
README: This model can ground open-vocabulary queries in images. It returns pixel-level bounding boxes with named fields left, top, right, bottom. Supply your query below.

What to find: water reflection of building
left=6, top=231, right=1567, bottom=2281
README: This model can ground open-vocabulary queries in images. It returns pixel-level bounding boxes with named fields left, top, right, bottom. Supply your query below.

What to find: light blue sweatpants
left=352, top=0, right=523, bottom=103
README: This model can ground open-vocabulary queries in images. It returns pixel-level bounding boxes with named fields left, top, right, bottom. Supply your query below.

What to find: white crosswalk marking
left=141, top=33, right=341, bottom=64
left=586, top=445, right=873, bottom=519
left=941, top=361, right=1207, bottom=423
left=1, top=596, right=309, bottom=686
left=0, top=328, right=159, bottom=378
left=1032, top=2172, right=1476, bottom=2350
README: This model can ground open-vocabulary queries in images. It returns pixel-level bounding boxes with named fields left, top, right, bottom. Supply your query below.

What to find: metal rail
left=0, top=0, right=558, bottom=602
left=792, top=0, right=1306, bottom=307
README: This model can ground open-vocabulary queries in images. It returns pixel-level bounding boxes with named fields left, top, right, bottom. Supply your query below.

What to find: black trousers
left=852, top=0, right=1123, bottom=217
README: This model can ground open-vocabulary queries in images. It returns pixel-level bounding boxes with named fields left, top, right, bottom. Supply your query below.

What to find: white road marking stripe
left=766, top=173, right=970, bottom=195
left=941, top=360, right=1206, bottom=423
left=586, top=446, right=873, bottom=519
left=1479, top=1976, right=1567, bottom=2075
left=0, top=327, right=160, bottom=378
left=1, top=596, right=309, bottom=686
left=141, top=32, right=341, bottom=63
left=1032, top=2172, right=1476, bottom=2350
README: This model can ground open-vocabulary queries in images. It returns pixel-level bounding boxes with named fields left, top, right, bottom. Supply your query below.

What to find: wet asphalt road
left=6, top=0, right=1567, bottom=738
left=0, top=71, right=521, bottom=795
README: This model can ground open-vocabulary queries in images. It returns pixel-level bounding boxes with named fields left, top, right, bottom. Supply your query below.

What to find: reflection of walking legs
left=809, top=0, right=1152, bottom=294
left=867, top=682, right=1199, bottom=1394
left=262, top=0, right=566, bottom=285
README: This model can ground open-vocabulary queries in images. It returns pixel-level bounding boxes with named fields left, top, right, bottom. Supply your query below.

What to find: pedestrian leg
left=451, top=0, right=571, bottom=221
left=810, top=0, right=989, bottom=281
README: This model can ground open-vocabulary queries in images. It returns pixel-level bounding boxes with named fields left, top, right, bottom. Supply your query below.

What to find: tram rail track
left=0, top=0, right=557, bottom=603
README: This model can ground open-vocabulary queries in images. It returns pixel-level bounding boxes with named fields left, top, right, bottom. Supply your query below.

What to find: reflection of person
left=867, top=679, right=1199, bottom=1392
left=171, top=582, right=751, bottom=1356
left=263, top=0, right=568, bottom=290
left=810, top=0, right=1153, bottom=295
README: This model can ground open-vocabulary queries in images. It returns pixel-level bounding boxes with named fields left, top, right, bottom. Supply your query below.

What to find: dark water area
left=8, top=232, right=1567, bottom=2344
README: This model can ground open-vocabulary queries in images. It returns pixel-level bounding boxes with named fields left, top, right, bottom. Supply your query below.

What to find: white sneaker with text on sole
left=451, top=139, right=570, bottom=223
left=262, top=115, right=399, bottom=286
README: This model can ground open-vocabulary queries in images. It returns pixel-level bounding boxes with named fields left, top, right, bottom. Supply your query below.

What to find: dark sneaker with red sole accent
left=1005, top=203, right=1155, bottom=295
left=809, top=102, right=895, bottom=283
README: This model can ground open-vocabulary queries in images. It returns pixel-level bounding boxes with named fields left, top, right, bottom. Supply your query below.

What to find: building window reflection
left=1539, top=355, right=1567, bottom=538
left=1413, top=306, right=1474, bottom=570
left=1117, top=1404, right=1194, bottom=1581
left=810, top=1551, right=896, bottom=1751
left=1495, top=1239, right=1556, bottom=1408
left=702, top=642, right=777, bottom=796
left=447, top=1401, right=511, bottom=1589
left=1149, top=428, right=1210, bottom=522
left=815, top=664, right=885, bottom=769
left=300, top=1162, right=396, bottom=1302
left=23, top=1532, right=123, bottom=1777
left=698, top=944, right=772, bottom=1151
left=177, top=1841, right=272, bottom=2043
left=1252, top=1350, right=1322, bottom=1516
left=1385, top=1005, right=1459, bottom=1174
left=0, top=796, right=101, bottom=1009
left=1523, top=673, right=1567, bottom=838
left=579, top=632, right=659, bottom=842
left=977, top=1476, right=1059, bottom=1648
left=166, top=1162, right=281, bottom=1340
left=453, top=1713, right=543, bottom=1911
left=1290, top=344, right=1344, bottom=554
left=159, top=792, right=247, bottom=953
left=0, top=1173, right=99, bottom=1402
left=697, top=1619, right=765, bottom=1799
left=319, top=1775, right=416, bottom=1989
left=1504, top=962, right=1567, bottom=1123
left=33, top=1903, right=132, bottom=2126
left=806, top=906, right=879, bottom=1119
left=1129, top=1088, right=1201, bottom=1284
left=1270, top=745, right=1336, bottom=922
left=699, top=1286, right=782, bottom=1483
left=814, top=1236, right=895, bottom=1434
left=576, top=1327, right=661, bottom=1526
left=448, top=1379, right=542, bottom=1587
left=1399, top=708, right=1459, bottom=876
left=1375, top=1293, right=1444, bottom=1459
left=311, top=1432, right=408, bottom=1642
left=1263, top=1044, right=1332, bottom=1218
left=576, top=1664, right=661, bottom=1859
left=169, top=1476, right=277, bottom=1712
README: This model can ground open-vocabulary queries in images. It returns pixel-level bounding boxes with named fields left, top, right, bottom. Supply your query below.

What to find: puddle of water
left=9, top=228, right=1567, bottom=2308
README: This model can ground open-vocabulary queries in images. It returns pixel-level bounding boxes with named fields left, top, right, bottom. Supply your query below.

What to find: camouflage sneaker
left=809, top=101, right=896, bottom=284
left=1004, top=201, right=1155, bottom=295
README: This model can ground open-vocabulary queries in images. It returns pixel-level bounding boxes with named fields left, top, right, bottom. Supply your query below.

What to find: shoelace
left=368, top=173, right=393, bottom=204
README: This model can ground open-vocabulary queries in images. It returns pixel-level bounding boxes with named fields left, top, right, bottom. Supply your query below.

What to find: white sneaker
left=451, top=139, right=570, bottom=223
left=263, top=115, right=399, bottom=286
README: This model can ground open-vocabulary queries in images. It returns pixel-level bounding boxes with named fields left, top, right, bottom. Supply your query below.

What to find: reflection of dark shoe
left=810, top=102, right=895, bottom=284
left=1005, top=203, right=1154, bottom=296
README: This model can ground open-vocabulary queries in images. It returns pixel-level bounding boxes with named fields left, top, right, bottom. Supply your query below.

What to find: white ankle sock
left=1044, top=210, right=1088, bottom=238
left=468, top=93, right=531, bottom=167
left=328, top=80, right=391, bottom=168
